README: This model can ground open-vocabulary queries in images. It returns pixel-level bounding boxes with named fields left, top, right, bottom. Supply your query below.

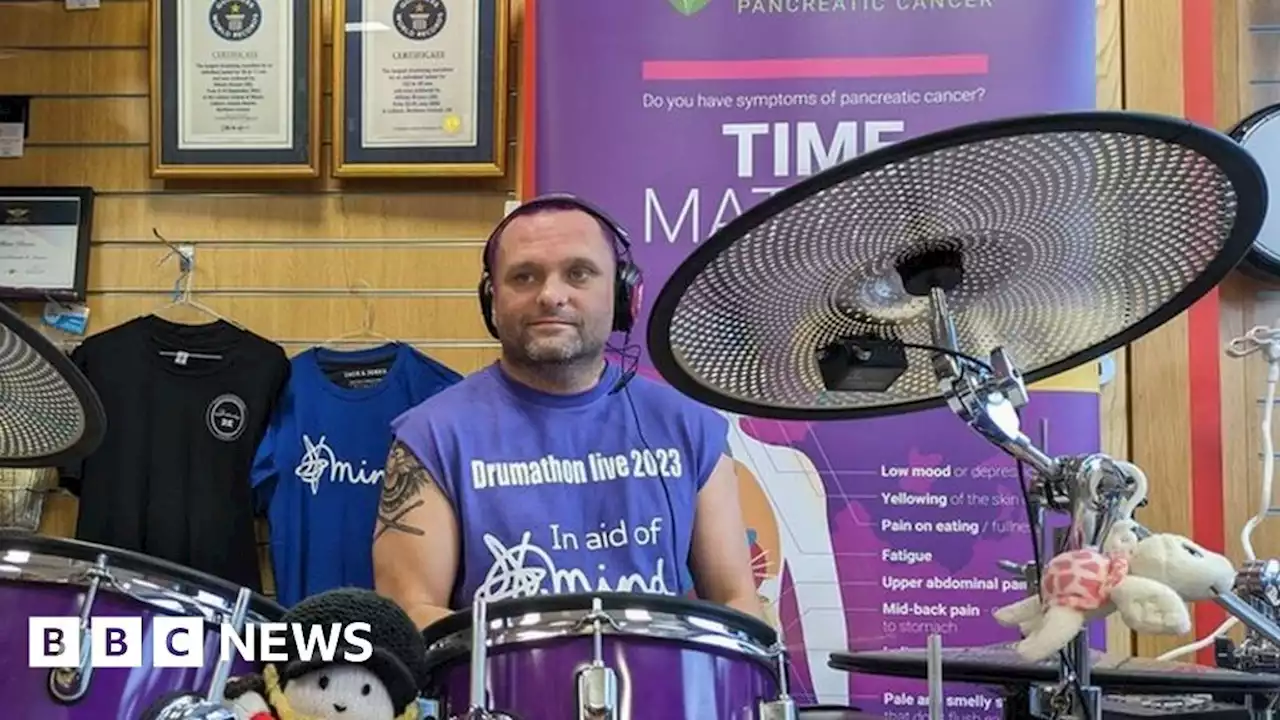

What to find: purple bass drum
left=419, top=592, right=793, bottom=720
left=0, top=530, right=284, bottom=719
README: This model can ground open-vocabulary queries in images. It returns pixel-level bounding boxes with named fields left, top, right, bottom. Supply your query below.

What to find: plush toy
left=993, top=522, right=1237, bottom=662
left=223, top=587, right=430, bottom=720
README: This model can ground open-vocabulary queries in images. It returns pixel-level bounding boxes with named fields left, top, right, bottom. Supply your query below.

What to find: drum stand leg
left=48, top=553, right=107, bottom=704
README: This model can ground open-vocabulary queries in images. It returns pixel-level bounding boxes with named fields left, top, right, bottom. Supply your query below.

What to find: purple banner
left=533, top=1, right=1099, bottom=716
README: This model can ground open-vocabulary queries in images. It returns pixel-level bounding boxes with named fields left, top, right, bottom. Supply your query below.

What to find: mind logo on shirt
left=473, top=521, right=672, bottom=603
left=206, top=393, right=247, bottom=442
left=294, top=434, right=385, bottom=495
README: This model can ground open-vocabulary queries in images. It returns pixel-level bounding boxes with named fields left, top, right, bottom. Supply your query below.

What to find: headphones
left=477, top=193, right=644, bottom=339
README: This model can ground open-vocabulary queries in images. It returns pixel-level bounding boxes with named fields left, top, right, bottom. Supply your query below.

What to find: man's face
left=490, top=209, right=616, bottom=365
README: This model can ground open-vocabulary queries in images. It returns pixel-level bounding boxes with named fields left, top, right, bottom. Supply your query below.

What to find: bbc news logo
left=28, top=617, right=373, bottom=668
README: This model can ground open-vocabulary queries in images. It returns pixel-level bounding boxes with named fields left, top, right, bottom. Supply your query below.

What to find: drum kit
left=4, top=109, right=1280, bottom=719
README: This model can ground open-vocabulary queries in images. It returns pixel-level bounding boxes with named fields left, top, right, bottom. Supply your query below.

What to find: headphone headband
left=482, top=193, right=631, bottom=271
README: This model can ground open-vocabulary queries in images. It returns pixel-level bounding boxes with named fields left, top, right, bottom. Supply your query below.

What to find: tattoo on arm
left=376, top=440, right=430, bottom=540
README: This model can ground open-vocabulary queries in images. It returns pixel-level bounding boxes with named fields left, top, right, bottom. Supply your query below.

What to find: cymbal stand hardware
left=904, top=248, right=1121, bottom=720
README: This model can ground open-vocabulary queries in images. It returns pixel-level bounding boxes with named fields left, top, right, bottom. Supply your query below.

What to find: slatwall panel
left=1, top=0, right=524, bottom=599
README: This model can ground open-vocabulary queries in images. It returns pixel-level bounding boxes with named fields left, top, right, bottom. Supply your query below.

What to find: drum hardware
left=574, top=597, right=619, bottom=720
left=423, top=592, right=780, bottom=719
left=0, top=531, right=286, bottom=719
left=466, top=595, right=490, bottom=720
left=830, top=645, right=1280, bottom=719
left=645, top=111, right=1277, bottom=720
left=47, top=552, right=107, bottom=703
left=143, top=694, right=238, bottom=720
left=454, top=596, right=516, bottom=720
left=112, top=587, right=254, bottom=720
left=203, top=587, right=250, bottom=703
left=759, top=642, right=799, bottom=720
left=1214, top=561, right=1280, bottom=673
left=926, top=633, right=944, bottom=720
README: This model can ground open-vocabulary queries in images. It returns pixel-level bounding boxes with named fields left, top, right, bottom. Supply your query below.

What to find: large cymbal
left=830, top=645, right=1280, bottom=695
left=0, top=302, right=104, bottom=467
left=646, top=111, right=1267, bottom=420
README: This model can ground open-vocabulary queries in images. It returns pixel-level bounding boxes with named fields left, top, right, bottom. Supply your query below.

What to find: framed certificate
left=149, top=0, right=321, bottom=178
left=0, top=187, right=93, bottom=302
left=332, top=0, right=509, bottom=177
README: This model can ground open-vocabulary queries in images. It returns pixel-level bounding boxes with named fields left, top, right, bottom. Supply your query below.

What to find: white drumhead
left=1239, top=108, right=1280, bottom=272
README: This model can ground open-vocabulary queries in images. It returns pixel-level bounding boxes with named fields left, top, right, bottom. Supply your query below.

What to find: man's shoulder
left=394, top=365, right=500, bottom=428
left=625, top=372, right=728, bottom=428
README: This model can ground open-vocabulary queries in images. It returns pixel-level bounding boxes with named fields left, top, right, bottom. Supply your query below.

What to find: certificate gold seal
left=442, top=114, right=463, bottom=134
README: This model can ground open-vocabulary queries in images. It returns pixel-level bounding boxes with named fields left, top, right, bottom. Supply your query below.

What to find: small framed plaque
left=0, top=187, right=94, bottom=302
left=332, top=0, right=509, bottom=177
left=149, top=0, right=321, bottom=178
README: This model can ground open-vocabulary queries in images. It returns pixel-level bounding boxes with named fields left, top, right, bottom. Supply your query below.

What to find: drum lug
left=759, top=640, right=797, bottom=720
left=48, top=553, right=110, bottom=704
left=574, top=596, right=618, bottom=719
left=575, top=664, right=618, bottom=720
left=757, top=698, right=797, bottom=720
left=47, top=665, right=92, bottom=704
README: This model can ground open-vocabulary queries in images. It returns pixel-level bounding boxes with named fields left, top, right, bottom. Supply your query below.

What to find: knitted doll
left=224, top=587, right=430, bottom=720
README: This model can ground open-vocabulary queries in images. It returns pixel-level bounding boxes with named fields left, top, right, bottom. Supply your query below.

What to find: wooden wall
left=1, top=0, right=525, bottom=598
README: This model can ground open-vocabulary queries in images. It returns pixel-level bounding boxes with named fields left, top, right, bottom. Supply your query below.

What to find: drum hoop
left=0, top=530, right=284, bottom=625
left=422, top=592, right=779, bottom=671
left=1229, top=102, right=1280, bottom=144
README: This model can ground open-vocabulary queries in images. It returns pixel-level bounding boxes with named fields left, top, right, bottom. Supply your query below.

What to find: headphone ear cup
left=478, top=274, right=499, bottom=339
left=613, top=262, right=642, bottom=333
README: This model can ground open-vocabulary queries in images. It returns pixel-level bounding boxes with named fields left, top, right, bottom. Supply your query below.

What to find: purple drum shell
left=424, top=633, right=780, bottom=720
left=0, top=581, right=263, bottom=719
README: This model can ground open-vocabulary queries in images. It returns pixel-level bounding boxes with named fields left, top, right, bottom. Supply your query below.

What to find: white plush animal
left=993, top=522, right=1236, bottom=662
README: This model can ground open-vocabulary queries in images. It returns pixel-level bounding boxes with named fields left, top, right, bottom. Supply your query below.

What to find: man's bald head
left=485, top=200, right=620, bottom=369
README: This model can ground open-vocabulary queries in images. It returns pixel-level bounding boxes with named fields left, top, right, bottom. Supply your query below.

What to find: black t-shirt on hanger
left=60, top=314, right=290, bottom=592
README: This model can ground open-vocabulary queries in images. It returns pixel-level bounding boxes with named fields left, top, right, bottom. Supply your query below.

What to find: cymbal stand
left=907, top=252, right=1132, bottom=720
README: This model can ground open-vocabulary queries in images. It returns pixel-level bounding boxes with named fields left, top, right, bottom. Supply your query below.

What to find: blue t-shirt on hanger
left=250, top=342, right=463, bottom=607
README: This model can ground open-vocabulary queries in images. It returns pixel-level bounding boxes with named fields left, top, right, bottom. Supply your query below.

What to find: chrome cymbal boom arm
left=927, top=289, right=1057, bottom=477
left=927, top=288, right=1100, bottom=720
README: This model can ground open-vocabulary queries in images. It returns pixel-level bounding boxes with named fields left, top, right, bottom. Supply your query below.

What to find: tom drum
left=0, top=530, right=285, bottom=719
left=420, top=592, right=789, bottom=720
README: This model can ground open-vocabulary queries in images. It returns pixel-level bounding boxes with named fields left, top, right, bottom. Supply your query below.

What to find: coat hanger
left=148, top=228, right=246, bottom=362
left=319, top=280, right=394, bottom=350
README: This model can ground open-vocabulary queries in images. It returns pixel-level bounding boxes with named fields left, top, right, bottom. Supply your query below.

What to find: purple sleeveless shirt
left=390, top=361, right=729, bottom=609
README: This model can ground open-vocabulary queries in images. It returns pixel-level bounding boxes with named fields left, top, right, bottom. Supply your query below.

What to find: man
left=371, top=194, right=762, bottom=629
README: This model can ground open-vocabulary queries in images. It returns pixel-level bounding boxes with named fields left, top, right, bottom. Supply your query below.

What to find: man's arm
left=688, top=454, right=766, bottom=621
left=372, top=439, right=459, bottom=629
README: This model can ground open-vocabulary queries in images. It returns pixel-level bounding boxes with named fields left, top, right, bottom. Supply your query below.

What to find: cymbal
left=830, top=645, right=1280, bottom=695
left=0, top=302, right=104, bottom=467
left=646, top=111, right=1267, bottom=420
